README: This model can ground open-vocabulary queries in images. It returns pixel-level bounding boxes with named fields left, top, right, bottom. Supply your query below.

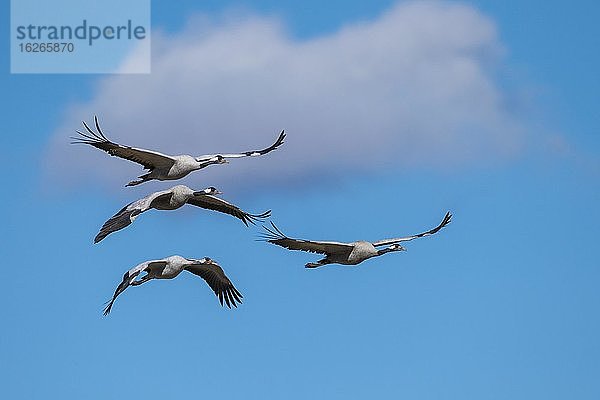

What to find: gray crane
left=261, top=212, right=452, bottom=268
left=95, top=185, right=270, bottom=243
left=103, top=255, right=243, bottom=315
left=72, top=116, right=286, bottom=186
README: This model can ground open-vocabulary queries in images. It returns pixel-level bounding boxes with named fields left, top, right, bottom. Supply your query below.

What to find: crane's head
left=200, top=257, right=217, bottom=265
left=376, top=243, right=406, bottom=256
left=186, top=257, right=217, bottom=266
left=389, top=244, right=406, bottom=252
left=212, top=155, right=228, bottom=164
left=193, top=186, right=222, bottom=196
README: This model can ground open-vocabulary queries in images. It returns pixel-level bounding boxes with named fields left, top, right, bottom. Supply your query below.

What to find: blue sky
left=1, top=1, right=599, bottom=399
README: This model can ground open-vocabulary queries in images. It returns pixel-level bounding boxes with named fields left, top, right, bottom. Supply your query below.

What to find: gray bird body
left=344, top=241, right=379, bottom=264
left=262, top=212, right=452, bottom=268
left=149, top=184, right=195, bottom=210
left=103, top=255, right=243, bottom=315
left=94, top=185, right=271, bottom=243
left=145, top=154, right=206, bottom=182
left=72, top=116, right=286, bottom=186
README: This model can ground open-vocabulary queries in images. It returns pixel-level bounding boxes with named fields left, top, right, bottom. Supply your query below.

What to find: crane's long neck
left=376, top=245, right=403, bottom=256
left=194, top=159, right=217, bottom=170
left=376, top=247, right=395, bottom=256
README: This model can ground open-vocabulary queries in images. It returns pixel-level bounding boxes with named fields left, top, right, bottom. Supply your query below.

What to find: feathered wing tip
left=412, top=210, right=453, bottom=239
left=244, top=209, right=272, bottom=226
left=70, top=115, right=110, bottom=145
left=102, top=282, right=123, bottom=317
left=438, top=211, right=452, bottom=230
left=268, top=130, right=286, bottom=152
left=102, top=299, right=115, bottom=316
left=408, top=210, right=453, bottom=238
left=94, top=207, right=138, bottom=244
left=257, top=221, right=288, bottom=242
left=102, top=270, right=137, bottom=316
left=216, top=286, right=244, bottom=309
left=252, top=130, right=286, bottom=156
left=94, top=230, right=110, bottom=244
left=185, top=262, right=244, bottom=309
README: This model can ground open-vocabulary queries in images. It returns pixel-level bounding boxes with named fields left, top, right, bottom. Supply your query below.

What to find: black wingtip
left=76, top=117, right=108, bottom=144
left=254, top=210, right=272, bottom=219
left=94, top=115, right=109, bottom=141
left=275, top=131, right=286, bottom=147
left=269, top=221, right=287, bottom=237
left=73, top=129, right=99, bottom=143
left=102, top=299, right=114, bottom=316
left=231, top=287, right=243, bottom=304
left=257, top=221, right=288, bottom=243
left=443, top=211, right=452, bottom=226
left=94, top=232, right=105, bottom=244
left=246, top=209, right=272, bottom=226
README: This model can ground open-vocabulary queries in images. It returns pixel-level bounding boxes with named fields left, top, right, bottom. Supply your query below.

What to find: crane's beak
left=193, top=190, right=222, bottom=196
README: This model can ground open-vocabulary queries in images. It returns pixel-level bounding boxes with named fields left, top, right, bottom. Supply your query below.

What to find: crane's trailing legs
left=126, top=173, right=152, bottom=187
left=131, top=273, right=152, bottom=286
left=305, top=258, right=332, bottom=268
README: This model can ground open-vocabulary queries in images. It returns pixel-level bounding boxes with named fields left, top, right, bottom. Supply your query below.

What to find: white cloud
left=46, top=1, right=525, bottom=193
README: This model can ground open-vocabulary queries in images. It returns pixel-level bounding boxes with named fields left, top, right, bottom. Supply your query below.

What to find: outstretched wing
left=260, top=222, right=353, bottom=256
left=103, top=261, right=166, bottom=316
left=185, top=262, right=243, bottom=309
left=94, top=190, right=172, bottom=243
left=197, top=130, right=286, bottom=160
left=71, top=115, right=176, bottom=171
left=94, top=202, right=140, bottom=244
left=186, top=195, right=271, bottom=226
left=372, top=212, right=452, bottom=247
